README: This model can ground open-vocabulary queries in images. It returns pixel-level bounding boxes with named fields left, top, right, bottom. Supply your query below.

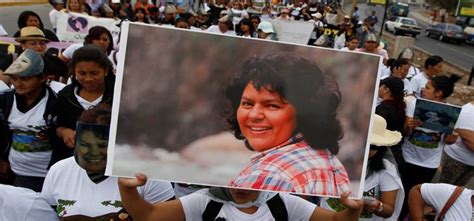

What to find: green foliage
left=426, top=0, right=458, bottom=13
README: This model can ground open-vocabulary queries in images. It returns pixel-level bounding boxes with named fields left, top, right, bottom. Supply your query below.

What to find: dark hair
left=175, top=17, right=190, bottom=27
left=389, top=58, right=409, bottom=73
left=84, top=26, right=114, bottom=55
left=134, top=7, right=150, bottom=23
left=225, top=53, right=343, bottom=154
left=379, top=77, right=406, bottom=122
left=79, top=103, right=112, bottom=125
left=250, top=15, right=261, bottom=23
left=431, top=74, right=461, bottom=98
left=424, top=55, right=443, bottom=69
left=238, top=18, right=255, bottom=36
left=17, top=11, right=44, bottom=29
left=70, top=44, right=112, bottom=86
left=366, top=145, right=388, bottom=177
left=348, top=35, right=359, bottom=42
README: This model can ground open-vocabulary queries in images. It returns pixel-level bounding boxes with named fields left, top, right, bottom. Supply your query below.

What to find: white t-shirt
left=74, top=87, right=103, bottom=110
left=8, top=91, right=52, bottom=177
left=49, top=9, right=60, bottom=29
left=444, top=103, right=474, bottom=166
left=402, top=78, right=413, bottom=95
left=41, top=157, right=175, bottom=218
left=406, top=65, right=420, bottom=79
left=206, top=25, right=236, bottom=36
left=49, top=80, right=66, bottom=94
left=62, top=43, right=117, bottom=71
left=180, top=189, right=316, bottom=221
left=410, top=72, right=429, bottom=98
left=0, top=80, right=9, bottom=92
left=421, top=183, right=473, bottom=220
left=0, top=184, right=58, bottom=221
left=320, top=159, right=404, bottom=221
left=402, top=97, right=445, bottom=168
left=231, top=9, right=248, bottom=24
left=340, top=47, right=355, bottom=51
left=380, top=66, right=391, bottom=80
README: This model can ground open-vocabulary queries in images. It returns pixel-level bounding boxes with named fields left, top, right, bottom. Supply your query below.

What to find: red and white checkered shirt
left=229, top=134, right=351, bottom=196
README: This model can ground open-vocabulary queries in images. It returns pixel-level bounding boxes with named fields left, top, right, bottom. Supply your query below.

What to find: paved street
left=348, top=3, right=474, bottom=72
left=0, top=3, right=53, bottom=36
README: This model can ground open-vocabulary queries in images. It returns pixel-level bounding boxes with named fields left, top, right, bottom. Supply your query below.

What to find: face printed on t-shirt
left=74, top=122, right=109, bottom=173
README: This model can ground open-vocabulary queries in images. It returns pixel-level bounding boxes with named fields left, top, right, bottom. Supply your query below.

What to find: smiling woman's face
left=76, top=130, right=108, bottom=173
left=236, top=83, right=297, bottom=152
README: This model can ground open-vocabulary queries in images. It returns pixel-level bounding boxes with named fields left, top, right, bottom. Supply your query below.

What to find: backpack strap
left=266, top=194, right=288, bottom=221
left=437, top=186, right=465, bottom=221
left=202, top=200, right=224, bottom=221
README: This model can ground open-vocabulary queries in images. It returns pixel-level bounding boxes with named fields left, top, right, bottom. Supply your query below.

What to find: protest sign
left=56, top=11, right=121, bottom=43
left=107, top=22, right=383, bottom=198
left=414, top=98, right=462, bottom=134
left=270, top=19, right=313, bottom=45
left=0, top=37, right=73, bottom=55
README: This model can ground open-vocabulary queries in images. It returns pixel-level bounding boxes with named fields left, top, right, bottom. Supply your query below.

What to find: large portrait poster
left=56, top=12, right=121, bottom=43
left=107, top=22, right=382, bottom=198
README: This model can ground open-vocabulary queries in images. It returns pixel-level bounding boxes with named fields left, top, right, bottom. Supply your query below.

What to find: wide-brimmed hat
left=370, top=114, right=402, bottom=146
left=4, top=49, right=44, bottom=77
left=257, top=21, right=274, bottom=33
left=15, top=27, right=50, bottom=43
left=311, top=12, right=322, bottom=19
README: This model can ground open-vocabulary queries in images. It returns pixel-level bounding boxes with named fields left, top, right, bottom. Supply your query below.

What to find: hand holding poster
left=107, top=22, right=383, bottom=198
left=414, top=98, right=462, bottom=133
left=56, top=11, right=121, bottom=43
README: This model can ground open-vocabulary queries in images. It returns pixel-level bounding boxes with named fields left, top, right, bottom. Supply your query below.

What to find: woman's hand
left=0, top=160, right=11, bottom=179
left=444, top=133, right=458, bottom=145
left=362, top=197, right=381, bottom=214
left=406, top=118, right=423, bottom=130
left=340, top=192, right=363, bottom=211
left=118, top=173, right=148, bottom=189
left=59, top=128, right=76, bottom=148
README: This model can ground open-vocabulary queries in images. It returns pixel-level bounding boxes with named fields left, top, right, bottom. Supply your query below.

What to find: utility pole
left=379, top=0, right=389, bottom=39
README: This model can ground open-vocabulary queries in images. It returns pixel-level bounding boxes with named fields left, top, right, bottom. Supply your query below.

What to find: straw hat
left=370, top=115, right=402, bottom=146
left=15, top=27, right=50, bottom=43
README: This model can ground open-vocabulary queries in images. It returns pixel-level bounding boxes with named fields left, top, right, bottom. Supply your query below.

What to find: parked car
left=425, top=23, right=466, bottom=44
left=385, top=17, right=421, bottom=37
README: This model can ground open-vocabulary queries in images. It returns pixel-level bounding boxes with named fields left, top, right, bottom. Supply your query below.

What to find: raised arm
left=118, top=174, right=185, bottom=221
left=310, top=192, right=363, bottom=221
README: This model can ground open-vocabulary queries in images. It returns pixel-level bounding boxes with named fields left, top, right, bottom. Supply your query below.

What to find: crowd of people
left=0, top=0, right=473, bottom=220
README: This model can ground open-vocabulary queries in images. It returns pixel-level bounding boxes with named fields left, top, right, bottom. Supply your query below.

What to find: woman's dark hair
left=79, top=103, right=112, bottom=125
left=424, top=55, right=443, bottom=69
left=379, top=77, right=406, bottom=128
left=70, top=44, right=113, bottom=86
left=431, top=74, right=461, bottom=98
left=238, top=18, right=255, bottom=36
left=134, top=7, right=150, bottom=24
left=84, top=26, right=114, bottom=55
left=250, top=15, right=261, bottom=23
left=389, top=58, right=409, bottom=73
left=17, top=11, right=44, bottom=29
left=366, top=145, right=388, bottom=177
left=225, top=53, right=343, bottom=154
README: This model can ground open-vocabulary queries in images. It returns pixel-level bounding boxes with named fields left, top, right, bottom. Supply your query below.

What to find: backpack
left=201, top=194, right=288, bottom=221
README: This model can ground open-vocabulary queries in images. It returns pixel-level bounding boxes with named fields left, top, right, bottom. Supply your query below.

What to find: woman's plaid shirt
left=229, top=135, right=351, bottom=196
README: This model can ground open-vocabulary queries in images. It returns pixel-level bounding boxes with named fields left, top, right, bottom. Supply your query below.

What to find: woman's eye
left=80, top=142, right=90, bottom=147
left=267, top=104, right=280, bottom=109
left=240, top=101, right=253, bottom=107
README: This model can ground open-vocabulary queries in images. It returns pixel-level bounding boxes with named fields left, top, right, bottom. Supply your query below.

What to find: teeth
left=250, top=127, right=270, bottom=131
left=86, top=159, right=103, bottom=163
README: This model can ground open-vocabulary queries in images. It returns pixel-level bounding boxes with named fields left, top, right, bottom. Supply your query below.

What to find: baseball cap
left=257, top=21, right=274, bottom=33
left=4, top=49, right=44, bottom=77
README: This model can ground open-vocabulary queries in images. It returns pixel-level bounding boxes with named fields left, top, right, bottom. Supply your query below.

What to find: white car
left=385, top=17, right=422, bottom=38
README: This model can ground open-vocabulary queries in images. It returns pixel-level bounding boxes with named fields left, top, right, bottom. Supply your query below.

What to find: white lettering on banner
left=56, top=11, right=121, bottom=43
left=269, top=19, right=313, bottom=45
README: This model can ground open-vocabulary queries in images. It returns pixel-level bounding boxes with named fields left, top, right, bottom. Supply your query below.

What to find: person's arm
left=408, top=184, right=425, bottom=221
left=456, top=128, right=474, bottom=151
left=56, top=127, right=75, bottom=148
left=310, top=192, right=363, bottom=221
left=363, top=190, right=398, bottom=218
left=118, top=173, right=186, bottom=221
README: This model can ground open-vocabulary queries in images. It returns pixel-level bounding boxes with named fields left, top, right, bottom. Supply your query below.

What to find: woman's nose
left=248, top=105, right=264, bottom=120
